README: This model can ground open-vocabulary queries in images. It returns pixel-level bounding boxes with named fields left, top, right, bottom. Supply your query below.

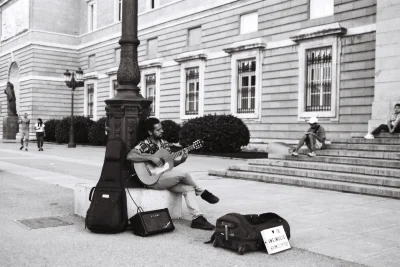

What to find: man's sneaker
left=364, top=133, right=374, bottom=139
left=291, top=151, right=299, bottom=156
left=201, top=190, right=219, bottom=204
left=307, top=151, right=316, bottom=157
left=38, top=148, right=41, bottom=151
left=40, top=148, right=44, bottom=151
left=20, top=146, right=24, bottom=150
left=191, top=216, right=215, bottom=230
left=25, top=148, right=28, bottom=151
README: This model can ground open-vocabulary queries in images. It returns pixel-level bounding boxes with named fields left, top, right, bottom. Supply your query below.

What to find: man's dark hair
left=144, top=118, right=160, bottom=136
left=395, top=103, right=400, bottom=108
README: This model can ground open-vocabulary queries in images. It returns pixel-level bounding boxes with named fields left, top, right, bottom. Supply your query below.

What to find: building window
left=112, top=79, right=118, bottom=97
left=88, top=1, right=97, bottom=32
left=224, top=40, right=264, bottom=120
left=88, top=55, right=96, bottom=69
left=87, top=84, right=94, bottom=118
left=305, top=47, right=332, bottom=112
left=145, top=74, right=156, bottom=116
left=297, top=34, right=339, bottom=120
left=310, top=0, right=334, bottom=19
left=115, top=0, right=122, bottom=22
left=188, top=27, right=202, bottom=46
left=140, top=64, right=161, bottom=118
left=115, top=48, right=121, bottom=64
left=237, top=59, right=256, bottom=114
left=147, top=38, right=158, bottom=57
left=240, top=12, right=258, bottom=35
left=185, top=68, right=199, bottom=115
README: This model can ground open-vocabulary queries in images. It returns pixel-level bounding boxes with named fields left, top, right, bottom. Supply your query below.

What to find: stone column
left=105, top=0, right=152, bottom=150
left=369, top=1, right=400, bottom=131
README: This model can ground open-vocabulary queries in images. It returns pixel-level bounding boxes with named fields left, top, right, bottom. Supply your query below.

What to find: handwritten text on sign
left=261, top=225, right=291, bottom=254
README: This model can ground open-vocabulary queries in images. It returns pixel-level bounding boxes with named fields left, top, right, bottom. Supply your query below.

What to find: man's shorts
left=305, top=135, right=321, bottom=149
left=21, top=130, right=29, bottom=140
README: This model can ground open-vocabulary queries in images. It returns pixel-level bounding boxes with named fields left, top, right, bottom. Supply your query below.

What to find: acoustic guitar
left=133, top=140, right=204, bottom=186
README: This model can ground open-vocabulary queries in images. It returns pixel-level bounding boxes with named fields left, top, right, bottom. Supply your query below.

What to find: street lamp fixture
left=63, top=68, right=84, bottom=148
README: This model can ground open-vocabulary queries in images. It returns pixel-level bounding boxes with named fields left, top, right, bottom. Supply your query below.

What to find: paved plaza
left=1, top=142, right=400, bottom=267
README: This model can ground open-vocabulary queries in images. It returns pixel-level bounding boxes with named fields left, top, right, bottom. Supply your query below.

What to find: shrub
left=180, top=114, right=250, bottom=153
left=161, top=120, right=181, bottom=144
left=55, top=116, right=94, bottom=144
left=44, top=119, right=60, bottom=142
left=88, top=117, right=108, bottom=146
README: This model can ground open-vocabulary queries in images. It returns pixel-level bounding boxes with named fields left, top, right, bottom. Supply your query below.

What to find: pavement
left=1, top=142, right=400, bottom=267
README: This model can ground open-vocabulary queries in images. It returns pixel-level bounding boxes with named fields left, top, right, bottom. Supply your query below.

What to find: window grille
left=305, top=47, right=332, bottom=112
left=237, top=59, right=256, bottom=113
left=112, top=80, right=118, bottom=97
left=185, top=68, right=199, bottom=115
left=145, top=74, right=156, bottom=116
left=87, top=84, right=94, bottom=118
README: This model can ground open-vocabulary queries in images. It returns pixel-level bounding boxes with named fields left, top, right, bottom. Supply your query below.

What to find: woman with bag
left=34, top=118, right=45, bottom=151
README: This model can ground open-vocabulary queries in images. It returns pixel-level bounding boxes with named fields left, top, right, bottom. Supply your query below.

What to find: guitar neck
left=169, top=145, right=196, bottom=160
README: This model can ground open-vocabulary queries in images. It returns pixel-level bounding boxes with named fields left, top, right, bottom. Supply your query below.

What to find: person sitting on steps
left=291, top=117, right=326, bottom=157
left=364, top=103, right=400, bottom=139
left=126, top=117, right=219, bottom=230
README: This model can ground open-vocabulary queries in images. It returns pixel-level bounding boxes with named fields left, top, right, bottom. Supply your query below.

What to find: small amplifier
left=129, top=208, right=175, bottom=237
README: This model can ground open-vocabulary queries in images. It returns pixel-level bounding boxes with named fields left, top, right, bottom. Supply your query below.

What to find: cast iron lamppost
left=105, top=0, right=151, bottom=150
left=63, top=68, right=84, bottom=148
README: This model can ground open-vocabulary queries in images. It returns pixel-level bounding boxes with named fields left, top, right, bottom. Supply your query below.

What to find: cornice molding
left=290, top=23, right=347, bottom=42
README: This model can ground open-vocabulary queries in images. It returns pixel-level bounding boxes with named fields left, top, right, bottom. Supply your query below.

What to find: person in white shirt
left=19, top=113, right=30, bottom=151
left=34, top=118, right=45, bottom=151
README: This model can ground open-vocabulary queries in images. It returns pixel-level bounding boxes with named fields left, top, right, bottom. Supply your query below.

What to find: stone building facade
left=0, top=0, right=396, bottom=147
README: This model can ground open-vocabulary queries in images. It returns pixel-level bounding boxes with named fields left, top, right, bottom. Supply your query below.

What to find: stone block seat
left=74, top=183, right=183, bottom=220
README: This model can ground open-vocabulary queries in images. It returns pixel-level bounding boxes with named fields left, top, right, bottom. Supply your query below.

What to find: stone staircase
left=209, top=133, right=400, bottom=199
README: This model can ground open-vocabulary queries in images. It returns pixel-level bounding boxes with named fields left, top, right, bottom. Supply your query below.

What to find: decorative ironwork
left=238, top=60, right=256, bottom=73
left=126, top=107, right=138, bottom=114
left=185, top=67, right=199, bottom=115
left=237, top=59, right=255, bottom=114
left=145, top=74, right=156, bottom=85
left=305, top=47, right=332, bottom=112
left=114, top=119, right=121, bottom=138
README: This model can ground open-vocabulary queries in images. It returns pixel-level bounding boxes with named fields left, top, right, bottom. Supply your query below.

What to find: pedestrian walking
left=34, top=118, right=45, bottom=151
left=19, top=113, right=30, bottom=151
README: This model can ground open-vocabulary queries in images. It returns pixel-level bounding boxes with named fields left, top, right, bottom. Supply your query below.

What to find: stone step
left=209, top=169, right=400, bottom=199
left=332, top=138, right=400, bottom=145
left=248, top=159, right=400, bottom=177
left=306, top=149, right=400, bottom=160
left=265, top=154, right=400, bottom=169
left=346, top=144, right=400, bottom=152
left=229, top=164, right=400, bottom=187
left=352, top=132, right=400, bottom=139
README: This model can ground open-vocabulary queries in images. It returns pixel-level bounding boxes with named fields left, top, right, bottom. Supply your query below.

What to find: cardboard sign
left=261, top=225, right=291, bottom=254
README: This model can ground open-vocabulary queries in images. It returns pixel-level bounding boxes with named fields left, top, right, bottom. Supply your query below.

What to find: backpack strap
left=204, top=233, right=215, bottom=244
left=89, top=187, right=96, bottom=201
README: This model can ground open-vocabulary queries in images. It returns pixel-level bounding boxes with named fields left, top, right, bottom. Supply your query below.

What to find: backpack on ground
left=85, top=138, right=128, bottom=233
left=206, top=212, right=290, bottom=255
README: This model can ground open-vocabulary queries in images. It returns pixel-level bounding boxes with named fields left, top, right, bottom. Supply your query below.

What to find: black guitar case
left=85, top=138, right=129, bottom=233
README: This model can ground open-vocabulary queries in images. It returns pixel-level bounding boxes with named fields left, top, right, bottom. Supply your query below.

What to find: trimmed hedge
left=55, top=116, right=94, bottom=144
left=88, top=117, right=108, bottom=146
left=44, top=119, right=60, bottom=142
left=161, top=120, right=181, bottom=144
left=180, top=114, right=250, bottom=153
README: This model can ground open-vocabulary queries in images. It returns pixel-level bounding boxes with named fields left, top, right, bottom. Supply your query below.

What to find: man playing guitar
left=127, top=118, right=219, bottom=230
